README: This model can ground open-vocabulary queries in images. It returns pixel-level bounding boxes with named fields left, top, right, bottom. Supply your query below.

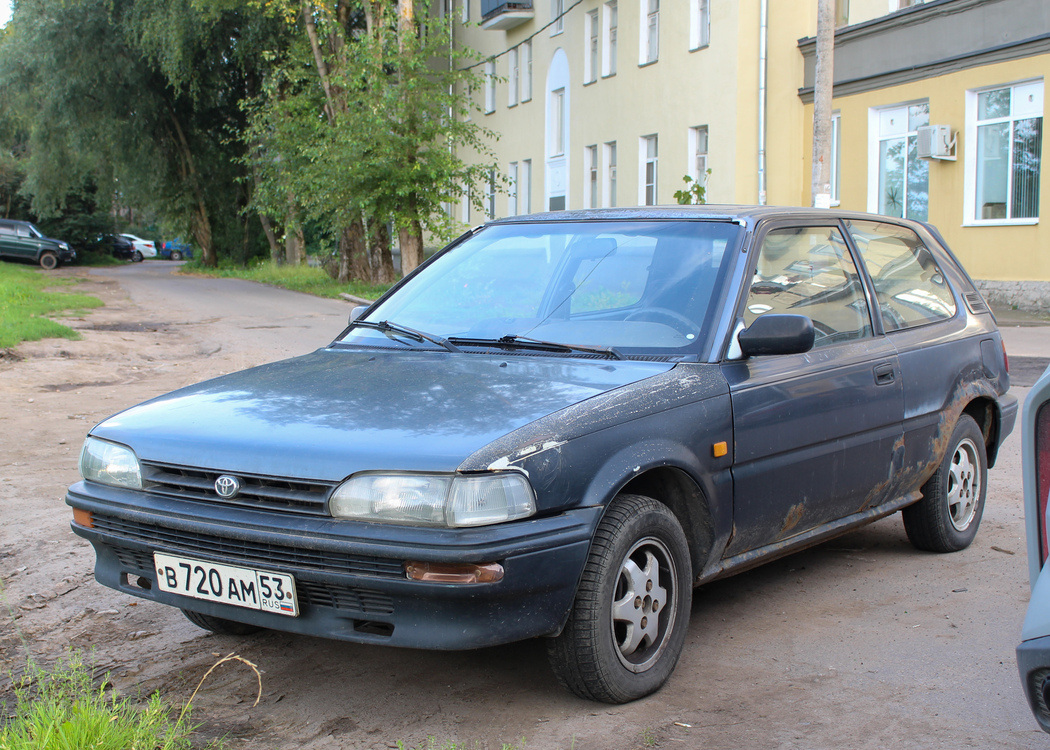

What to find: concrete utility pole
left=811, top=0, right=835, bottom=208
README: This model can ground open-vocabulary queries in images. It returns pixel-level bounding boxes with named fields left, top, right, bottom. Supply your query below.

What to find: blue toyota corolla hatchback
left=68, top=207, right=1016, bottom=703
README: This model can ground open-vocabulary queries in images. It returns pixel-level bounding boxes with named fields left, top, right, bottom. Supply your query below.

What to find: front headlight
left=78, top=437, right=143, bottom=490
left=329, top=472, right=536, bottom=528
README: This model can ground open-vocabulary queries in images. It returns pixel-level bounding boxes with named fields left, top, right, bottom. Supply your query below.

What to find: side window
left=15, top=226, right=31, bottom=237
left=846, top=220, right=957, bottom=331
left=744, top=226, right=872, bottom=347
left=0, top=225, right=15, bottom=236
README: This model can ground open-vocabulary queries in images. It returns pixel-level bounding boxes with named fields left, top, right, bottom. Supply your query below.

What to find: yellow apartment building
left=450, top=0, right=1048, bottom=310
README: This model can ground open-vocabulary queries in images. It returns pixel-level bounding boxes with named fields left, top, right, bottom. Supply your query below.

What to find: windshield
left=339, top=220, right=742, bottom=357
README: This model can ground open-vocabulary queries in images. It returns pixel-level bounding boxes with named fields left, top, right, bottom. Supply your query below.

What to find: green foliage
left=0, top=262, right=103, bottom=348
left=181, top=258, right=393, bottom=300
left=673, top=172, right=711, bottom=205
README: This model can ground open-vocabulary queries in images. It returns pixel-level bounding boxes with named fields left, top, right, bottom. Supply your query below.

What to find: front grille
left=141, top=462, right=334, bottom=516
left=112, top=545, right=395, bottom=615
left=93, top=513, right=406, bottom=580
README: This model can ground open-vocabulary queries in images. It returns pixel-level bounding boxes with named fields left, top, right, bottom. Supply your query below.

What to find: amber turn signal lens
left=72, top=508, right=94, bottom=528
left=712, top=441, right=728, bottom=458
left=405, top=561, right=504, bottom=584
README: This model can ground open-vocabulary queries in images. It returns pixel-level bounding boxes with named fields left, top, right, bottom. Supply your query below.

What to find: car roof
left=485, top=205, right=929, bottom=232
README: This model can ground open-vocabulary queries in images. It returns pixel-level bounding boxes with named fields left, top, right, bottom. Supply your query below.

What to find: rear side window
left=0, top=225, right=14, bottom=236
left=846, top=220, right=956, bottom=331
left=743, top=225, right=873, bottom=348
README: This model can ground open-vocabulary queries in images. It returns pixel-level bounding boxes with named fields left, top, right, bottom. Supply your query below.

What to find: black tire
left=547, top=494, right=692, bottom=703
left=182, top=609, right=262, bottom=636
left=171, top=250, right=183, bottom=261
left=39, top=251, right=58, bottom=270
left=902, top=414, right=987, bottom=553
left=132, top=250, right=143, bottom=262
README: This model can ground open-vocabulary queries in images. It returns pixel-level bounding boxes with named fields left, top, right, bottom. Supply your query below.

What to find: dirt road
left=1, top=263, right=1046, bottom=749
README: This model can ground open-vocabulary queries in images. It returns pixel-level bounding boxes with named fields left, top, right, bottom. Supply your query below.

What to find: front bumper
left=67, top=481, right=599, bottom=650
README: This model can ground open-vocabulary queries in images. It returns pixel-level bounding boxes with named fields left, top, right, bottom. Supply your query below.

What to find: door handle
left=874, top=363, right=896, bottom=385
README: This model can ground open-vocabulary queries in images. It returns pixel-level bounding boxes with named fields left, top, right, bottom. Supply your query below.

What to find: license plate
left=154, top=552, right=298, bottom=617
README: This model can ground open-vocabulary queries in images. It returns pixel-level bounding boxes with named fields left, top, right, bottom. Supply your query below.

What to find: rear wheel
left=39, top=251, right=58, bottom=270
left=902, top=414, right=987, bottom=552
left=547, top=494, right=692, bottom=703
left=182, top=609, right=262, bottom=636
left=132, top=250, right=143, bottom=262
left=171, top=250, right=183, bottom=261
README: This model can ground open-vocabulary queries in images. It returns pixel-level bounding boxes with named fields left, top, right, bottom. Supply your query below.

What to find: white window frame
left=603, top=141, right=617, bottom=207
left=964, top=79, right=1043, bottom=226
left=689, top=0, right=710, bottom=51
left=866, top=101, right=929, bottom=220
left=521, top=40, right=533, bottom=102
left=486, top=169, right=496, bottom=219
left=585, top=145, right=599, bottom=208
left=461, top=0, right=469, bottom=23
left=639, top=135, right=658, bottom=205
left=508, top=162, right=519, bottom=216
left=602, top=1, right=617, bottom=77
left=508, top=47, right=519, bottom=107
left=640, top=0, right=659, bottom=65
left=549, top=88, right=565, bottom=157
left=830, top=112, right=841, bottom=206
left=584, top=10, right=599, bottom=84
left=484, top=59, right=496, bottom=114
left=551, top=0, right=564, bottom=35
left=521, top=159, right=532, bottom=214
left=460, top=185, right=470, bottom=224
left=688, top=125, right=709, bottom=187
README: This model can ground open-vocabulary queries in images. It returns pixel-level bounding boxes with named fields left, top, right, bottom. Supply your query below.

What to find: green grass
left=0, top=262, right=103, bottom=349
left=181, top=259, right=395, bottom=301
left=0, top=654, right=202, bottom=750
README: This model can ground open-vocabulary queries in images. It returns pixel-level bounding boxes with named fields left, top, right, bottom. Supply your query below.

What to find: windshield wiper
left=448, top=334, right=625, bottom=360
left=349, top=320, right=461, bottom=353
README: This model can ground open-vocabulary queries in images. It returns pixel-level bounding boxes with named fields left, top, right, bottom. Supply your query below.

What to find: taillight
left=1038, top=402, right=1050, bottom=564
left=1003, top=341, right=1010, bottom=374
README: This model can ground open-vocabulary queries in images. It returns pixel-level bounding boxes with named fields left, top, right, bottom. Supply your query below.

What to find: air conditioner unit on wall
left=917, top=125, right=957, bottom=161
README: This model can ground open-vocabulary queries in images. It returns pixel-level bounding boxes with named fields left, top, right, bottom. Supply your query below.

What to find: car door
left=0, top=223, right=20, bottom=259
left=720, top=221, right=905, bottom=556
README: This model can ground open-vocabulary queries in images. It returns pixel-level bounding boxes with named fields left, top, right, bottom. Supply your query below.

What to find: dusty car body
left=68, top=207, right=1016, bottom=703
left=1017, top=362, right=1050, bottom=732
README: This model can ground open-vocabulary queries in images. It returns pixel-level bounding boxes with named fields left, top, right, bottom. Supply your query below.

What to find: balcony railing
left=480, top=0, right=534, bottom=30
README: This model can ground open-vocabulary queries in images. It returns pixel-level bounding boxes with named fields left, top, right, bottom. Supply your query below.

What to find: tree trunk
left=369, top=219, right=396, bottom=283
left=811, top=0, right=835, bottom=208
left=398, top=220, right=423, bottom=276
left=334, top=217, right=367, bottom=284
left=259, top=213, right=281, bottom=263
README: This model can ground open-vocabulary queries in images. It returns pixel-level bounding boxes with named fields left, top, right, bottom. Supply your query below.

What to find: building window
left=641, top=135, right=658, bottom=205
left=460, top=185, right=470, bottom=224
left=552, top=0, right=564, bottom=35
left=521, top=40, right=533, bottom=102
left=690, top=0, right=709, bottom=50
left=585, top=10, right=599, bottom=84
left=831, top=112, right=841, bottom=205
left=508, top=47, right=519, bottom=107
left=508, top=162, right=519, bottom=216
left=688, top=126, right=709, bottom=187
left=585, top=145, right=599, bottom=208
left=641, top=0, right=659, bottom=65
left=604, top=141, right=617, bottom=207
left=487, top=169, right=496, bottom=219
left=461, top=0, right=469, bottom=23
left=871, top=102, right=929, bottom=220
left=521, top=159, right=532, bottom=213
left=968, top=80, right=1043, bottom=223
left=550, top=89, right=565, bottom=156
left=603, top=1, right=617, bottom=77
left=484, top=60, right=495, bottom=114
left=836, top=0, right=849, bottom=26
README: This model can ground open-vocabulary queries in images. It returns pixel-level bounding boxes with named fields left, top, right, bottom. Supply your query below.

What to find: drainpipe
left=757, top=0, right=768, bottom=205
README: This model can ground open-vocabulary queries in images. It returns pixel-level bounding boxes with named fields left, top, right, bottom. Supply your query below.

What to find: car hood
left=90, top=348, right=674, bottom=481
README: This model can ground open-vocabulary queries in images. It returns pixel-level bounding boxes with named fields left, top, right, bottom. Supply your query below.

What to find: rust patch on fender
left=781, top=503, right=805, bottom=535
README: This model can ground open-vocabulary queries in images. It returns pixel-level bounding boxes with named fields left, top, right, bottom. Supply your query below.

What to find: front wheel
left=182, top=609, right=262, bottom=636
left=39, top=251, right=58, bottom=270
left=171, top=250, right=183, bottom=261
left=902, top=414, right=987, bottom=552
left=547, top=494, right=692, bottom=703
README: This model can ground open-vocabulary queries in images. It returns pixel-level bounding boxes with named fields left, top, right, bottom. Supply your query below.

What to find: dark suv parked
left=0, top=219, right=76, bottom=269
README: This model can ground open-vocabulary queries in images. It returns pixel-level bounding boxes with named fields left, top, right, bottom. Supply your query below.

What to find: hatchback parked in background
left=0, top=219, right=76, bottom=269
left=68, top=207, right=1015, bottom=703
left=1017, top=363, right=1050, bottom=732
left=119, top=233, right=157, bottom=261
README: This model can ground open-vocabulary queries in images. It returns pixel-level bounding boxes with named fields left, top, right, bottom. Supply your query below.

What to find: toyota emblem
left=214, top=475, right=241, bottom=499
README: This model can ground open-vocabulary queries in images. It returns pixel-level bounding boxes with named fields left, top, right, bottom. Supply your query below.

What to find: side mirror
left=348, top=305, right=368, bottom=324
left=738, top=314, right=815, bottom=357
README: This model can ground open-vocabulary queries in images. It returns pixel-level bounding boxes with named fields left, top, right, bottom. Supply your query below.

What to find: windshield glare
left=341, top=221, right=741, bottom=356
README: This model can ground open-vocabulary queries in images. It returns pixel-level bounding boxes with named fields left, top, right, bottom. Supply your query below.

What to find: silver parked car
left=1018, top=363, right=1050, bottom=732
